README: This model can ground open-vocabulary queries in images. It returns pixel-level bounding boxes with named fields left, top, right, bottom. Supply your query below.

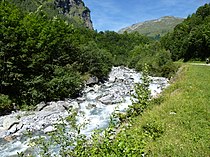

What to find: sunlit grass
left=115, top=64, right=210, bottom=156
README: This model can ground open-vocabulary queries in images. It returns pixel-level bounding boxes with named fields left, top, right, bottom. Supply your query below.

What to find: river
left=0, top=66, right=169, bottom=156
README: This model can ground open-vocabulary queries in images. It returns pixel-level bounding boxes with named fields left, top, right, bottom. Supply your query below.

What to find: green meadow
left=119, top=64, right=210, bottom=156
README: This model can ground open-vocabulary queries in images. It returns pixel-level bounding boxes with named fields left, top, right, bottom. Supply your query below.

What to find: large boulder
left=44, top=126, right=56, bottom=134
left=3, top=116, right=19, bottom=130
left=36, top=102, right=48, bottom=111
left=8, top=122, right=23, bottom=134
left=109, top=75, right=116, bottom=83
left=98, top=94, right=113, bottom=105
left=86, top=76, right=99, bottom=85
left=42, top=102, right=66, bottom=112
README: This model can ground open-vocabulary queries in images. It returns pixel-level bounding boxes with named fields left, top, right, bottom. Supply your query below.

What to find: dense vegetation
left=0, top=1, right=177, bottom=113
left=128, top=42, right=177, bottom=77
left=161, top=3, right=210, bottom=61
left=0, top=1, right=111, bottom=113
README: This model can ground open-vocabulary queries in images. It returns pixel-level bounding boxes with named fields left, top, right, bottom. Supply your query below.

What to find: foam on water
left=0, top=66, right=169, bottom=156
left=0, top=140, right=29, bottom=157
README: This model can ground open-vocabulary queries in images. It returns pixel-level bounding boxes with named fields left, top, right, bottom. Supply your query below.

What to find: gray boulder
left=3, top=116, right=19, bottom=130
left=98, top=94, right=114, bottom=105
left=109, top=75, right=116, bottom=83
left=36, top=102, right=48, bottom=111
left=42, top=102, right=66, bottom=112
left=44, top=126, right=56, bottom=134
left=86, top=76, right=99, bottom=85
left=8, top=122, right=23, bottom=134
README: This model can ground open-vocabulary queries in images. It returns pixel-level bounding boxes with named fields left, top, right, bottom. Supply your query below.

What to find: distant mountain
left=118, top=16, right=184, bottom=39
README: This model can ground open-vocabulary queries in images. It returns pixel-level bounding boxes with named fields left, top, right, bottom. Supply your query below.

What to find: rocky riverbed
left=0, top=66, right=169, bottom=156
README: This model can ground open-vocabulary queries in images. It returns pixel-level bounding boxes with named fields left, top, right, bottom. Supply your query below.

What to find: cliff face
left=54, top=0, right=93, bottom=29
left=6, top=0, right=93, bottom=29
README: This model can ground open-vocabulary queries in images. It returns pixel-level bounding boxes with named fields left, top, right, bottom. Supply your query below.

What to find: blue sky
left=83, top=0, right=210, bottom=31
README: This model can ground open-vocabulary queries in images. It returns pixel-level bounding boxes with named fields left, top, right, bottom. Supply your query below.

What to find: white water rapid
left=0, top=66, right=169, bottom=156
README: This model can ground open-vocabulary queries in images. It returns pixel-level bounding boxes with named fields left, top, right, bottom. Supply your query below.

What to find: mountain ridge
left=118, top=16, right=184, bottom=39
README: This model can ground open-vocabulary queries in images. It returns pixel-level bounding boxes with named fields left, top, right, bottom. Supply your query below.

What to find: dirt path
left=187, top=63, right=210, bottom=66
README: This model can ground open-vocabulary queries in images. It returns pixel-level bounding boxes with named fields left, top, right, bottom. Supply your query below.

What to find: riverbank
left=114, top=64, right=210, bottom=156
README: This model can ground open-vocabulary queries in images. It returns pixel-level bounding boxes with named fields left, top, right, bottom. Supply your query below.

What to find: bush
left=0, top=94, right=12, bottom=114
left=45, top=65, right=83, bottom=100
left=78, top=41, right=112, bottom=79
left=128, top=42, right=177, bottom=78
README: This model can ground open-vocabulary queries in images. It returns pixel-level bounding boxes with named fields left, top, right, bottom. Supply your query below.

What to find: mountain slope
left=118, top=16, right=184, bottom=39
left=6, top=0, right=93, bottom=29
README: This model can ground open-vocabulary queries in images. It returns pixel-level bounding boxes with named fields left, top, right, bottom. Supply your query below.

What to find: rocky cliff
left=54, top=0, right=93, bottom=29
left=6, top=0, right=93, bottom=29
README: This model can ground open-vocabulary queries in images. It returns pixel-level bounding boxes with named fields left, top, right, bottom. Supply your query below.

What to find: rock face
left=54, top=0, right=93, bottom=29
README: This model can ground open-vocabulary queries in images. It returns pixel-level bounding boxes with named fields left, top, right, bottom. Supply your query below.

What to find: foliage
left=128, top=42, right=178, bottom=78
left=126, top=65, right=151, bottom=118
left=161, top=3, right=210, bottom=61
left=0, top=94, right=12, bottom=115
left=0, top=2, right=110, bottom=109
left=77, top=41, right=112, bottom=78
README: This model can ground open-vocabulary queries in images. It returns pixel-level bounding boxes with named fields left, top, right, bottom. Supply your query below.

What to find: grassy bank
left=118, top=64, right=210, bottom=156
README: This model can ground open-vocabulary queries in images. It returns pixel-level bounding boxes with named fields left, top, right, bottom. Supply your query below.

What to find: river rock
left=42, top=102, right=66, bottom=112
left=44, top=126, right=56, bottom=134
left=0, top=127, right=7, bottom=138
left=86, top=103, right=97, bottom=109
left=36, top=102, right=48, bottom=111
left=93, top=84, right=100, bottom=92
left=86, top=76, right=99, bottom=85
left=8, top=122, right=23, bottom=134
left=112, top=96, right=123, bottom=104
left=4, top=135, right=13, bottom=142
left=109, top=75, right=116, bottom=83
left=3, top=116, right=19, bottom=130
left=70, top=101, right=80, bottom=110
left=77, top=97, right=86, bottom=102
left=98, top=94, right=114, bottom=105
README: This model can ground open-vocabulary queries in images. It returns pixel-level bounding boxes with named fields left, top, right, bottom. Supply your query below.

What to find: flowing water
left=0, top=66, right=169, bottom=156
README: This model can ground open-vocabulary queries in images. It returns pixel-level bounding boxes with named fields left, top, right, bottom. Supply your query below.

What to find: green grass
left=114, top=64, right=210, bottom=156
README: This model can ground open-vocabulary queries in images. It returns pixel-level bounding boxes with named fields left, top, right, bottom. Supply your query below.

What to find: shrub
left=0, top=94, right=12, bottom=114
